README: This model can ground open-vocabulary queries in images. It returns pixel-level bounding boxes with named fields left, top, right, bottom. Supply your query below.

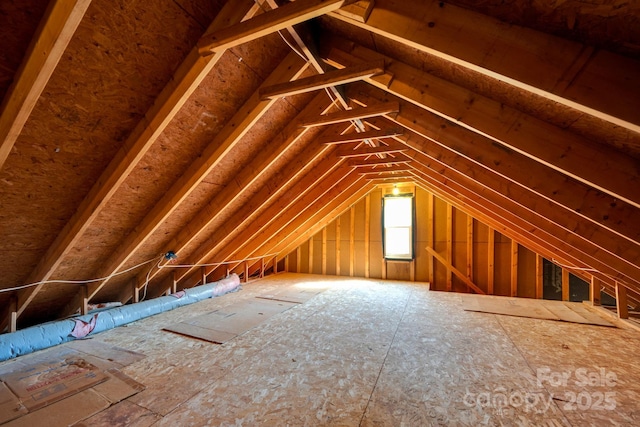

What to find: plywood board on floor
left=257, top=283, right=329, bottom=303
left=163, top=298, right=297, bottom=343
left=462, top=294, right=614, bottom=327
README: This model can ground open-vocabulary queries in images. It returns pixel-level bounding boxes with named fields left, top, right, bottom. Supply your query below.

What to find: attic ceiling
left=0, top=0, right=639, bottom=331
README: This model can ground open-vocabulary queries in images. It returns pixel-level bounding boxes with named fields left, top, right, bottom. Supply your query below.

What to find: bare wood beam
left=425, top=246, right=485, bottom=295
left=322, top=227, right=327, bottom=274
left=511, top=240, right=518, bottom=297
left=329, top=0, right=640, bottom=133
left=535, top=254, right=544, bottom=299
left=590, top=276, right=602, bottom=306
left=0, top=0, right=92, bottom=169
left=328, top=43, right=640, bottom=210
left=487, top=227, right=495, bottom=295
left=350, top=157, right=410, bottom=167
left=616, top=283, right=629, bottom=319
left=354, top=93, right=640, bottom=284
left=365, top=193, right=371, bottom=278
left=301, top=101, right=399, bottom=127
left=308, top=237, right=314, bottom=274
left=2, top=1, right=260, bottom=331
left=319, top=127, right=403, bottom=145
left=332, top=0, right=375, bottom=22
left=337, top=141, right=407, bottom=157
left=446, top=203, right=453, bottom=291
left=357, top=165, right=410, bottom=175
left=260, top=60, right=384, bottom=100
left=427, top=192, right=434, bottom=285
left=466, top=215, right=474, bottom=282
left=562, top=268, right=570, bottom=301
left=349, top=205, right=355, bottom=276
left=59, top=53, right=309, bottom=317
left=336, top=216, right=341, bottom=276
left=198, top=0, right=356, bottom=55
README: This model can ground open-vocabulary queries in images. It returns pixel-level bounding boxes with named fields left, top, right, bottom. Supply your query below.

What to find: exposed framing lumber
left=60, top=52, right=309, bottom=315
left=256, top=180, right=372, bottom=263
left=408, top=169, right=640, bottom=305
left=210, top=171, right=366, bottom=281
left=466, top=215, right=474, bottom=282
left=175, top=159, right=352, bottom=290
left=562, top=268, right=570, bottom=302
left=328, top=0, right=640, bottom=133
left=446, top=203, right=453, bottom=292
left=616, top=283, right=629, bottom=319
left=350, top=158, right=410, bottom=167
left=356, top=165, right=410, bottom=175
left=308, top=237, right=314, bottom=274
left=337, top=141, right=407, bottom=157
left=260, top=60, right=384, bottom=100
left=1, top=1, right=260, bottom=331
left=425, top=246, right=485, bottom=295
left=487, top=227, right=495, bottom=295
left=0, top=0, right=92, bottom=170
left=353, top=93, right=640, bottom=285
left=319, top=127, right=403, bottom=145
left=336, top=216, right=341, bottom=275
left=301, top=101, right=399, bottom=127
left=198, top=0, right=356, bottom=55
left=349, top=205, right=355, bottom=276
left=511, top=240, right=518, bottom=297
left=365, top=193, right=371, bottom=277
left=590, top=276, right=602, bottom=306
left=427, top=191, right=435, bottom=285
left=535, top=254, right=544, bottom=299
left=322, top=227, right=328, bottom=274
left=326, top=42, right=640, bottom=210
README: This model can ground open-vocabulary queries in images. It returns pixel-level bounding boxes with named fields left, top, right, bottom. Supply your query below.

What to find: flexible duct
left=0, top=274, right=241, bottom=362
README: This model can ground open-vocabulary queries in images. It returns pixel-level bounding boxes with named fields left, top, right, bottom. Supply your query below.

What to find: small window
left=383, top=195, right=414, bottom=260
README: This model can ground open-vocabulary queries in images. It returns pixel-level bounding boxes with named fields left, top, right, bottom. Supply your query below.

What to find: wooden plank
left=357, top=165, right=410, bottom=175
left=301, top=101, right=399, bottom=127
left=427, top=192, right=434, bottom=285
left=0, top=0, right=92, bottom=169
left=487, top=227, right=495, bottom=295
left=350, top=206, right=355, bottom=276
left=406, top=152, right=640, bottom=305
left=466, top=215, right=474, bottom=282
left=322, top=227, right=327, bottom=275
left=329, top=43, right=640, bottom=210
left=3, top=1, right=260, bottom=331
left=198, top=0, right=354, bottom=55
left=329, top=0, right=640, bottom=133
left=308, top=237, right=314, bottom=274
left=425, top=246, right=485, bottom=294
left=336, top=216, right=341, bottom=276
left=337, top=141, right=408, bottom=157
left=350, top=157, right=410, bottom=167
left=590, top=276, right=602, bottom=306
left=260, top=60, right=384, bottom=99
left=354, top=95, right=640, bottom=287
left=9, top=297, right=17, bottom=334
left=511, top=240, right=518, bottom=297
left=535, top=254, right=544, bottom=299
left=616, top=283, right=629, bottom=319
left=296, top=247, right=301, bottom=274
left=319, top=127, right=403, bottom=144
left=562, top=268, right=570, bottom=301
left=365, top=193, right=371, bottom=278
left=446, top=203, right=453, bottom=292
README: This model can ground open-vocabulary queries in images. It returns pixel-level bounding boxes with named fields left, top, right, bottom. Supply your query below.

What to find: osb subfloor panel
left=3, top=273, right=639, bottom=426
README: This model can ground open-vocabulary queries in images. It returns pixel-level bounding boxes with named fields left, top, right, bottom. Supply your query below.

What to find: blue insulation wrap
left=0, top=274, right=241, bottom=362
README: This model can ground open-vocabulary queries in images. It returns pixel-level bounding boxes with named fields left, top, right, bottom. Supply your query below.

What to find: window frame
left=382, top=194, right=415, bottom=261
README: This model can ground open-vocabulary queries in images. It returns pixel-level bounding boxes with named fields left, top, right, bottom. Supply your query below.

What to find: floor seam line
left=358, top=288, right=413, bottom=426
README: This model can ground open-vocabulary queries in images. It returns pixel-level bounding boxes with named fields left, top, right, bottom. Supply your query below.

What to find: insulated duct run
left=0, top=274, right=241, bottom=362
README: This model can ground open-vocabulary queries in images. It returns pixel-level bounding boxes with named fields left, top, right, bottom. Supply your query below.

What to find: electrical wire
left=0, top=257, right=159, bottom=294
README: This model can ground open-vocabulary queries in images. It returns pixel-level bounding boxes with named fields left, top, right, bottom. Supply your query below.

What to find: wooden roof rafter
left=0, top=0, right=262, bottom=332
left=324, top=41, right=640, bottom=210
left=0, top=0, right=93, bottom=170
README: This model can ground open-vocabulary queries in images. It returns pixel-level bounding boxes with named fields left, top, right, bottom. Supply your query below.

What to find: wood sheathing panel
left=5, top=0, right=218, bottom=327
left=0, top=0, right=50, bottom=100
left=318, top=19, right=640, bottom=157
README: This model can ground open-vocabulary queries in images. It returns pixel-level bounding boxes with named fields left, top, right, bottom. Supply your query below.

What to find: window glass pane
left=385, top=227, right=411, bottom=256
left=384, top=197, right=412, bottom=227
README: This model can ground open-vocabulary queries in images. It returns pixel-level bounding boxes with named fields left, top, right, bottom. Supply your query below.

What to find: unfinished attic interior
left=1, top=0, right=640, bottom=424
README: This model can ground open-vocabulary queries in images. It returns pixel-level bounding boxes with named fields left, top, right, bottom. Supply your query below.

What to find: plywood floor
left=2, top=273, right=640, bottom=426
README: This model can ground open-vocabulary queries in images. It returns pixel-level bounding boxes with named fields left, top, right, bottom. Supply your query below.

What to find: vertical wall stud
left=296, top=247, right=301, bottom=273
left=615, top=282, right=629, bottom=319
left=487, top=227, right=495, bottom=295
left=245, top=261, right=249, bottom=283
left=561, top=268, right=570, bottom=301
left=336, top=216, right=341, bottom=276
left=590, top=276, right=601, bottom=306
left=308, top=237, right=314, bottom=274
left=510, top=240, right=518, bottom=297
left=172, top=271, right=178, bottom=294
left=535, top=254, right=544, bottom=299
left=466, top=215, right=474, bottom=281
left=322, top=227, right=327, bottom=275
left=81, top=285, right=89, bottom=315
left=446, top=203, right=453, bottom=291
left=427, top=192, right=435, bottom=285
left=350, top=205, right=355, bottom=277
left=9, top=296, right=18, bottom=333
left=365, top=194, right=371, bottom=278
